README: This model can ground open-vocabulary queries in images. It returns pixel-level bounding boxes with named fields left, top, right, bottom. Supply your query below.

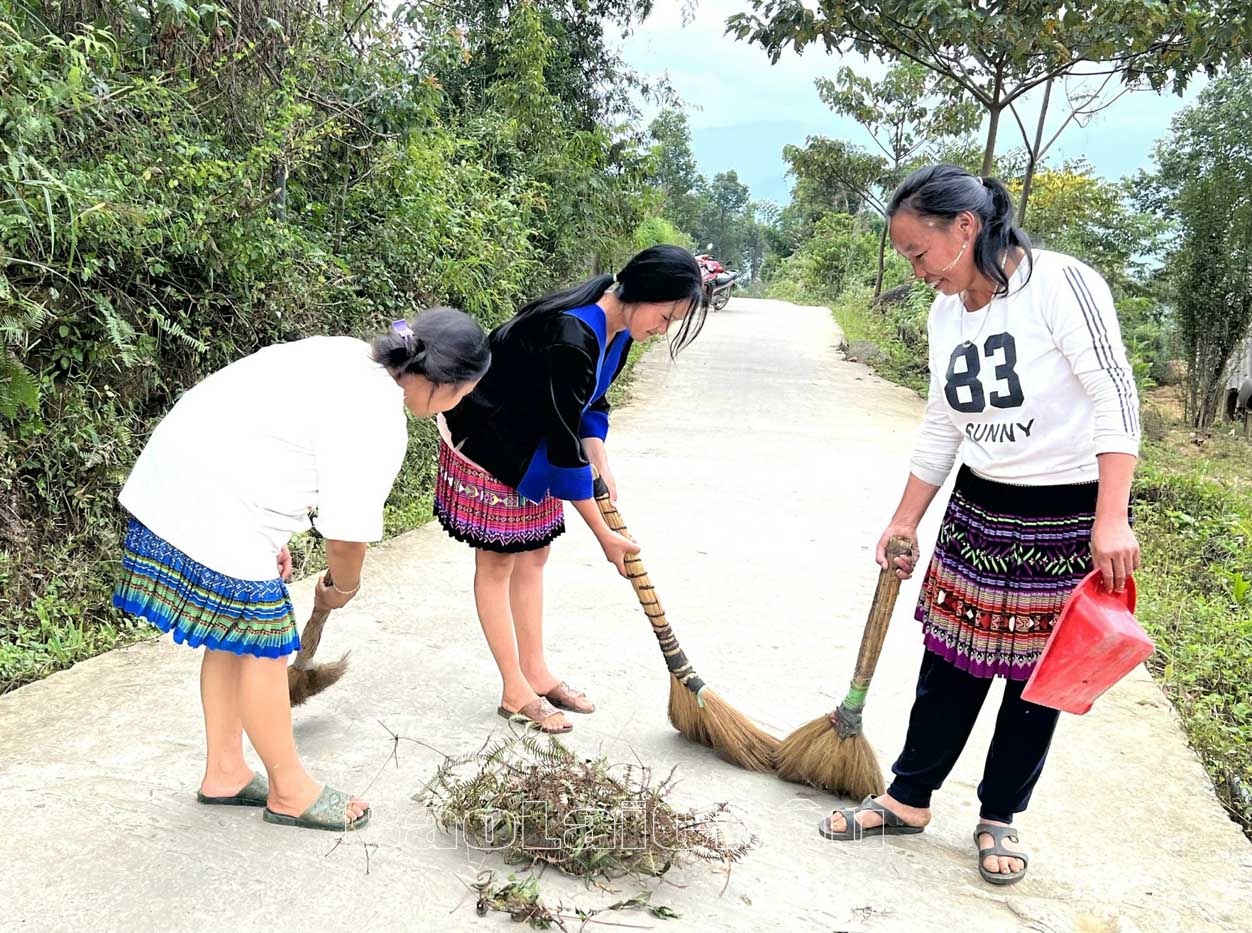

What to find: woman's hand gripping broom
left=287, top=572, right=351, bottom=707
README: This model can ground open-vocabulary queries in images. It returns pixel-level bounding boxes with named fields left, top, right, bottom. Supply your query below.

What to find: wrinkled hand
left=876, top=523, right=920, bottom=580
left=1091, top=516, right=1139, bottom=593
left=276, top=546, right=293, bottom=582
left=599, top=530, right=641, bottom=578
left=313, top=574, right=357, bottom=612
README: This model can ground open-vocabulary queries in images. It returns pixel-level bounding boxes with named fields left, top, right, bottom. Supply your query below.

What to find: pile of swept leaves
left=419, top=729, right=758, bottom=879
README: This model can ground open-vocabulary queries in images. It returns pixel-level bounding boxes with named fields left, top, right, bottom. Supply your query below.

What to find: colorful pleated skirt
left=433, top=437, right=565, bottom=553
left=916, top=466, right=1098, bottom=681
left=113, top=519, right=300, bottom=658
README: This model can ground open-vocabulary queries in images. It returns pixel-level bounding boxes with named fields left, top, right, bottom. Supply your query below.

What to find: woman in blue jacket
left=437, top=245, right=706, bottom=733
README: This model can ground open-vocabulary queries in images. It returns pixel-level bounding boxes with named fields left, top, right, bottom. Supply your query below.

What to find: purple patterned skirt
left=916, top=466, right=1098, bottom=680
left=433, top=436, right=566, bottom=553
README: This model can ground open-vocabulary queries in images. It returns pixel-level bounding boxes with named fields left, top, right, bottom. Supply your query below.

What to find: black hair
left=371, top=307, right=491, bottom=384
left=510, top=244, right=708, bottom=357
left=887, top=163, right=1033, bottom=296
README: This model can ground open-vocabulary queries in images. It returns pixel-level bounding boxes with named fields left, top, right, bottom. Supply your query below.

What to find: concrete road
left=2, top=298, right=1249, bottom=933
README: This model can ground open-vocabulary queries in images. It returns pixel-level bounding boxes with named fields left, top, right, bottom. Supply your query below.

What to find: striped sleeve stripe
left=1063, top=266, right=1139, bottom=436
left=1068, top=269, right=1141, bottom=436
left=1061, top=265, right=1141, bottom=433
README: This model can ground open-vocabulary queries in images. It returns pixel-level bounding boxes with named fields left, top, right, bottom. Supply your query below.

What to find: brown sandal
left=541, top=681, right=595, bottom=714
left=497, top=697, right=572, bottom=734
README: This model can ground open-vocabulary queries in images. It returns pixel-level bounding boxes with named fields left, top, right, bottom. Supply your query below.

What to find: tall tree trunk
left=981, top=65, right=1005, bottom=177
left=874, top=220, right=888, bottom=299
left=1017, top=77, right=1053, bottom=226
left=271, top=161, right=288, bottom=221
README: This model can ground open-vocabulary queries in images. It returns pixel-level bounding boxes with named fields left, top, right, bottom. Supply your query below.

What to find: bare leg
left=236, top=655, right=367, bottom=821
left=199, top=648, right=257, bottom=796
left=474, top=548, right=567, bottom=730
left=511, top=547, right=553, bottom=688
left=511, top=547, right=593, bottom=712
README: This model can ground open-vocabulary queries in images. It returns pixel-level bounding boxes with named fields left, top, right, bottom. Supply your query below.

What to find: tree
left=419, top=0, right=659, bottom=276
left=781, top=136, right=883, bottom=231
left=420, top=0, right=662, bottom=132
left=728, top=0, right=1250, bottom=219
left=1142, top=68, right=1252, bottom=428
left=1006, top=72, right=1137, bottom=226
left=744, top=201, right=777, bottom=279
left=698, top=170, right=752, bottom=263
left=817, top=61, right=980, bottom=295
left=647, top=109, right=704, bottom=235
left=1017, top=160, right=1161, bottom=292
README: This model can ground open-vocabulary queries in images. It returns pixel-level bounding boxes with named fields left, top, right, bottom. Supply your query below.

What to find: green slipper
left=197, top=772, right=268, bottom=808
left=263, top=785, right=370, bottom=832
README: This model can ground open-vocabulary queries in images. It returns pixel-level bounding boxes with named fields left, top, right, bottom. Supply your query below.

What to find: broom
left=773, top=535, right=914, bottom=798
left=593, top=475, right=779, bottom=772
left=287, top=571, right=351, bottom=707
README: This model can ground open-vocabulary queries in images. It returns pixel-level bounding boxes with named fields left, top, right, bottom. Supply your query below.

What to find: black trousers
left=887, top=649, right=1061, bottom=824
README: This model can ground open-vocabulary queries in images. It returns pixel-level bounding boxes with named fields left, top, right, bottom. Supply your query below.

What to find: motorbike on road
left=696, top=245, right=740, bottom=311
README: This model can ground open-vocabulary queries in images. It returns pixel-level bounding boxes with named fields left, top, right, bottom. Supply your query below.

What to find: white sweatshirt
left=909, top=250, right=1140, bottom=487
left=120, top=337, right=408, bottom=580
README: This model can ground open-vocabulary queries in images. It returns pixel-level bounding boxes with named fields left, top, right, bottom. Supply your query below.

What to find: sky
left=615, top=0, right=1208, bottom=206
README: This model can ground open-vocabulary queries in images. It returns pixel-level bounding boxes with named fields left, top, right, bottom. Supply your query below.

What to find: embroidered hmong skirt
left=916, top=466, right=1098, bottom=680
left=113, top=519, right=300, bottom=658
left=433, top=437, right=565, bottom=553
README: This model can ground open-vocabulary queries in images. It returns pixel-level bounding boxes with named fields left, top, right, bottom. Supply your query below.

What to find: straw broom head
left=288, top=651, right=351, bottom=707
left=771, top=536, right=914, bottom=795
left=593, top=474, right=778, bottom=772
left=774, top=712, right=884, bottom=798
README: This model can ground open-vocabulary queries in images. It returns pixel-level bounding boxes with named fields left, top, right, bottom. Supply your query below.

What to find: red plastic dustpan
left=1021, top=569, right=1154, bottom=715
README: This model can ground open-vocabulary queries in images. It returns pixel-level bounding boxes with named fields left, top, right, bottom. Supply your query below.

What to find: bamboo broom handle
left=592, top=476, right=706, bottom=697
left=830, top=536, right=914, bottom=736
left=850, top=536, right=915, bottom=688
left=291, top=571, right=334, bottom=672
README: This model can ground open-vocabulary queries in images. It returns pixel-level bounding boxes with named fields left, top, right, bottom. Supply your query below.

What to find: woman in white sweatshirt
left=819, top=164, right=1141, bottom=886
left=114, top=309, right=490, bottom=833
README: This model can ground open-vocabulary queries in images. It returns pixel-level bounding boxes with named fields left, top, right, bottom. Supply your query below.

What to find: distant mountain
left=690, top=120, right=815, bottom=207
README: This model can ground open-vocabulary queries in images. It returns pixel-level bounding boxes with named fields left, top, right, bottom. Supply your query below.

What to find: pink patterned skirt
left=433, top=434, right=565, bottom=553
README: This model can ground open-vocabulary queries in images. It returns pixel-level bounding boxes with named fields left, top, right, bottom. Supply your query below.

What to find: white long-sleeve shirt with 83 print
left=909, top=249, right=1141, bottom=488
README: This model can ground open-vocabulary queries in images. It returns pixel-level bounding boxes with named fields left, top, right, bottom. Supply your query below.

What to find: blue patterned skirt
left=113, top=519, right=300, bottom=658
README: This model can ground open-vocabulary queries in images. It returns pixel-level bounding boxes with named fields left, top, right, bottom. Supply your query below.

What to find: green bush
left=764, top=212, right=886, bottom=302
left=0, top=1, right=652, bottom=691
left=631, top=215, right=694, bottom=253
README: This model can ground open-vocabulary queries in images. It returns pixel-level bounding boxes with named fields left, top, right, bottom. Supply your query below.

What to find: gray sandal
left=263, top=785, right=370, bottom=832
left=974, top=823, right=1029, bottom=885
left=197, top=772, right=268, bottom=808
left=818, top=795, right=927, bottom=841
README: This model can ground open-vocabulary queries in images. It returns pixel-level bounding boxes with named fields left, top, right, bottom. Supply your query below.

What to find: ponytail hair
left=508, top=244, right=708, bottom=357
left=372, top=306, right=491, bottom=384
left=887, top=163, right=1032, bottom=296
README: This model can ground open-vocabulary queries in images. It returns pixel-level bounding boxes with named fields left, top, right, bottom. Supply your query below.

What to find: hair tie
left=391, top=319, right=415, bottom=353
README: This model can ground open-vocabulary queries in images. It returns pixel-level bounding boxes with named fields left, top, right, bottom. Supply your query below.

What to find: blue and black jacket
left=443, top=304, right=632, bottom=502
